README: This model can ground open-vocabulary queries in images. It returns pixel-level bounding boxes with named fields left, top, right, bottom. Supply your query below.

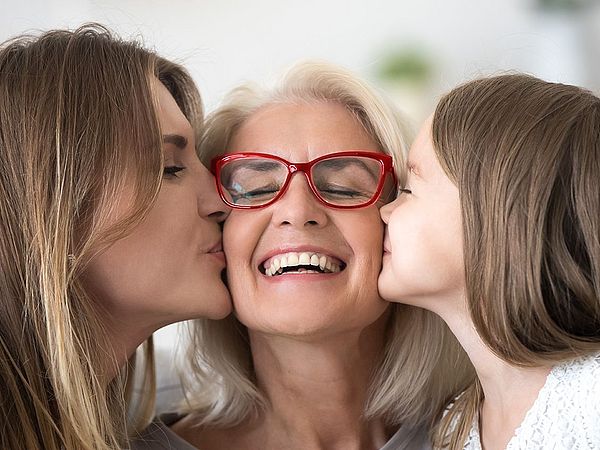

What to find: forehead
left=408, top=116, right=436, bottom=169
left=227, top=101, right=381, bottom=161
left=152, top=77, right=192, bottom=135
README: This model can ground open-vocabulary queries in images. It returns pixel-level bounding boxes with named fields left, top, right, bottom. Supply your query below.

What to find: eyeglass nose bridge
left=287, top=162, right=311, bottom=180
left=281, top=162, right=319, bottom=200
left=288, top=162, right=312, bottom=173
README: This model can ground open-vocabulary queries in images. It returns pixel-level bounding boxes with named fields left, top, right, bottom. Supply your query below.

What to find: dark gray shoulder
left=129, top=414, right=198, bottom=450
left=381, top=423, right=432, bottom=450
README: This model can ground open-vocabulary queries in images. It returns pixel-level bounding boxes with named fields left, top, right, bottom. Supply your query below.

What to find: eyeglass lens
left=218, top=156, right=383, bottom=207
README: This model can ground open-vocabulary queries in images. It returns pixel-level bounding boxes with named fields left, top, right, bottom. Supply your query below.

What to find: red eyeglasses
left=211, top=151, right=397, bottom=210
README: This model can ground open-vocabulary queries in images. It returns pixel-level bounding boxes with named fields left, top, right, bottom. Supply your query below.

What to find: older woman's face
left=223, top=102, right=390, bottom=336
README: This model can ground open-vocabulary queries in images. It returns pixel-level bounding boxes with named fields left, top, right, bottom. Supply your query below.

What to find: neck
left=436, top=301, right=551, bottom=450
left=247, top=311, right=391, bottom=450
left=98, top=309, right=167, bottom=384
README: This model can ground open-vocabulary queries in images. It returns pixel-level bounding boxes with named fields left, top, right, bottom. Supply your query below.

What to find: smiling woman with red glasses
left=131, top=62, right=473, bottom=450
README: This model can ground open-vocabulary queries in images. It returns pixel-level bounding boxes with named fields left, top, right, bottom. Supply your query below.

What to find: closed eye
left=163, top=165, right=186, bottom=177
left=320, top=187, right=369, bottom=198
left=231, top=186, right=279, bottom=201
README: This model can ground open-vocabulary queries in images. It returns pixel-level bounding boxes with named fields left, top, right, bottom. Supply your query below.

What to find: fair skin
left=84, top=78, right=231, bottom=375
left=174, top=101, right=394, bottom=450
left=379, top=116, right=550, bottom=450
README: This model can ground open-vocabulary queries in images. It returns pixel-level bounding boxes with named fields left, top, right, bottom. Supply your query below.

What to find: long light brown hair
left=0, top=24, right=203, bottom=449
left=430, top=74, right=600, bottom=448
left=181, top=61, right=474, bottom=430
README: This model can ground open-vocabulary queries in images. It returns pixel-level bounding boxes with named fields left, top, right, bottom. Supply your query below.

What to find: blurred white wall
left=1, top=0, right=599, bottom=351
left=2, top=0, right=599, bottom=120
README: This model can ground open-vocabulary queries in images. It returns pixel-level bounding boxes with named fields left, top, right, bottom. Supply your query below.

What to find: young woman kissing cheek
left=83, top=78, right=231, bottom=352
left=379, top=115, right=466, bottom=318
left=222, top=102, right=390, bottom=338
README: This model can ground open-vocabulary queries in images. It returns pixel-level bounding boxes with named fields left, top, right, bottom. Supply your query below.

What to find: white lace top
left=462, top=352, right=600, bottom=450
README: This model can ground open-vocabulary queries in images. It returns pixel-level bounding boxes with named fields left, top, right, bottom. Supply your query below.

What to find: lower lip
left=261, top=271, right=343, bottom=282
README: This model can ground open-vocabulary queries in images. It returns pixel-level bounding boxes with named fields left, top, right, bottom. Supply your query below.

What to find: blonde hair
left=0, top=24, right=203, bottom=449
left=182, top=61, right=473, bottom=429
left=430, top=74, right=600, bottom=449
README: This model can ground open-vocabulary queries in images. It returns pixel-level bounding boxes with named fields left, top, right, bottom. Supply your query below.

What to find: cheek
left=386, top=203, right=464, bottom=298
left=83, top=192, right=194, bottom=311
left=83, top=239, right=154, bottom=314
left=387, top=205, right=424, bottom=262
left=223, top=212, right=265, bottom=292
left=336, top=210, right=386, bottom=315
left=223, top=213, right=257, bottom=264
left=347, top=211, right=384, bottom=274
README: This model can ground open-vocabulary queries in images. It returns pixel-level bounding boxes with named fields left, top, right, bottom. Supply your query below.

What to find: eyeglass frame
left=210, top=150, right=398, bottom=210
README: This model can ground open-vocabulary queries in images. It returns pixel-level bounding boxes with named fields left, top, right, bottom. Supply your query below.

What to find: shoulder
left=536, top=352, right=600, bottom=446
left=129, top=414, right=197, bottom=450
left=382, top=423, right=433, bottom=450
left=167, top=413, right=263, bottom=450
left=433, top=391, right=481, bottom=450
left=551, top=351, right=600, bottom=403
left=554, top=351, right=600, bottom=377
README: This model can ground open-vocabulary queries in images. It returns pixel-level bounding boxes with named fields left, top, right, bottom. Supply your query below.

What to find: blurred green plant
left=376, top=47, right=432, bottom=85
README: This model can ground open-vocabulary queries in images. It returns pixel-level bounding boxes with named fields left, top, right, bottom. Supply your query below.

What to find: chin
left=244, top=305, right=386, bottom=339
left=377, top=263, right=418, bottom=301
left=206, top=293, right=234, bottom=320
left=238, top=307, right=335, bottom=337
left=206, top=307, right=233, bottom=320
left=264, top=321, right=339, bottom=339
left=377, top=275, right=401, bottom=303
left=186, top=283, right=233, bottom=320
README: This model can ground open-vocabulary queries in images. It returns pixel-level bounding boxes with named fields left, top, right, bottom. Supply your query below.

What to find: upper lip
left=257, top=245, right=348, bottom=267
left=206, top=241, right=223, bottom=253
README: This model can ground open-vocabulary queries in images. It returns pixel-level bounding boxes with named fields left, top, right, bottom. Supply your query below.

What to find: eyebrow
left=162, top=134, right=188, bottom=149
left=226, top=160, right=282, bottom=179
left=317, top=158, right=379, bottom=182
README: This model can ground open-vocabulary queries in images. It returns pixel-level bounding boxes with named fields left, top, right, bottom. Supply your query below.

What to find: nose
left=379, top=195, right=401, bottom=224
left=197, top=164, right=231, bottom=222
left=271, top=173, right=328, bottom=228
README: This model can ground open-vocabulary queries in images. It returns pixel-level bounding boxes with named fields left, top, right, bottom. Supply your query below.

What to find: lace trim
left=462, top=352, right=600, bottom=450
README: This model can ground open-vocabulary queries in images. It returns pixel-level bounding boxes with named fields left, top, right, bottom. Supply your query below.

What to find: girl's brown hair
left=430, top=74, right=600, bottom=448
left=0, top=24, right=203, bottom=449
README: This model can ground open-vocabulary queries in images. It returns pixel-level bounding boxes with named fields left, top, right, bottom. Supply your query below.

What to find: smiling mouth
left=259, top=252, right=346, bottom=277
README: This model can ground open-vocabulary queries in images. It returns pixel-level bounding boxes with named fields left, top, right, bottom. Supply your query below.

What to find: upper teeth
left=263, top=252, right=342, bottom=277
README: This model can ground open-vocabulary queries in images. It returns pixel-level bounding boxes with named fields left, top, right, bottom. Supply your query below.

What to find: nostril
left=305, top=220, right=318, bottom=226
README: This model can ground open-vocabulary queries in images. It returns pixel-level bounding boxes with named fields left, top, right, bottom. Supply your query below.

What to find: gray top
left=129, top=414, right=432, bottom=450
